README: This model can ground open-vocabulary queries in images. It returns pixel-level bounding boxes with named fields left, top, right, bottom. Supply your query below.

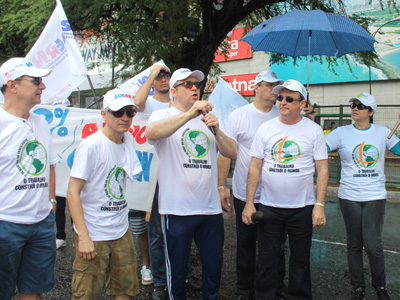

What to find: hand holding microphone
left=251, top=211, right=264, bottom=223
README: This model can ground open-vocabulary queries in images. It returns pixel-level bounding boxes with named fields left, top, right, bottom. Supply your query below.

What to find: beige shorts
left=71, top=228, right=139, bottom=299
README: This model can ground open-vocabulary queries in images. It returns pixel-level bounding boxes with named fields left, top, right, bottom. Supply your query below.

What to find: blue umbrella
left=241, top=9, right=376, bottom=92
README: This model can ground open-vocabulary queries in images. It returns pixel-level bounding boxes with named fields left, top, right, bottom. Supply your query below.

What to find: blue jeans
left=0, top=211, right=56, bottom=300
left=233, top=197, right=286, bottom=296
left=339, top=198, right=386, bottom=289
left=147, top=184, right=193, bottom=286
left=255, top=205, right=313, bottom=300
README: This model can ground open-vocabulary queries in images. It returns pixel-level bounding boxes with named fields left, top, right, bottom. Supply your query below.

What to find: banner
left=208, top=77, right=248, bottom=125
left=26, top=0, right=88, bottom=103
left=118, top=60, right=167, bottom=97
left=33, top=105, right=158, bottom=212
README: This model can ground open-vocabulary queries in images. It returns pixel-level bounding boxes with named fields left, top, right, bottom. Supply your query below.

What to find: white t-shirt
left=143, top=96, right=171, bottom=113
left=226, top=103, right=279, bottom=202
left=70, top=131, right=142, bottom=241
left=147, top=106, right=229, bottom=215
left=0, top=108, right=58, bottom=224
left=326, top=124, right=399, bottom=201
left=250, top=117, right=328, bottom=208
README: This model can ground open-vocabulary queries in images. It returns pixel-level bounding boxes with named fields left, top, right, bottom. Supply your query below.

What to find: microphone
left=202, top=100, right=216, bottom=135
left=251, top=211, right=264, bottom=223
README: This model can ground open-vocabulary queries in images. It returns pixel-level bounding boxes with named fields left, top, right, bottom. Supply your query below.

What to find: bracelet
left=218, top=186, right=227, bottom=190
left=50, top=198, right=57, bottom=204
left=315, top=202, right=324, bottom=207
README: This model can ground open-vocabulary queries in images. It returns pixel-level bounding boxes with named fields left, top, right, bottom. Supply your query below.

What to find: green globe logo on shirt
left=107, top=167, right=126, bottom=199
left=273, top=137, right=301, bottom=164
left=354, top=142, right=379, bottom=168
left=19, top=141, right=47, bottom=175
left=184, top=130, right=210, bottom=158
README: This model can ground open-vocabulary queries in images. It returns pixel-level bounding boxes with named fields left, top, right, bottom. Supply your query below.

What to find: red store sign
left=221, top=73, right=258, bottom=96
left=214, top=27, right=253, bottom=62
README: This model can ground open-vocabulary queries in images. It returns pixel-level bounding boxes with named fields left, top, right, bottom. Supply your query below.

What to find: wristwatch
left=50, top=198, right=57, bottom=204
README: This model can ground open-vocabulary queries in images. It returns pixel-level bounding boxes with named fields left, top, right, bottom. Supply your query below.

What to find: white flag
left=208, top=77, right=248, bottom=125
left=26, top=0, right=88, bottom=103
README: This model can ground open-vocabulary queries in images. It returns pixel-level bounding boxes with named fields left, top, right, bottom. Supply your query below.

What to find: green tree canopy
left=0, top=0, right=396, bottom=83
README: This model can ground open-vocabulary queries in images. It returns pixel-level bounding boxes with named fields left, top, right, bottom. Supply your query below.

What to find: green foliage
left=0, top=0, right=396, bottom=84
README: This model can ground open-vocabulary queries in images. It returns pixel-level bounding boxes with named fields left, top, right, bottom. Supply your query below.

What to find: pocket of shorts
left=71, top=258, right=90, bottom=297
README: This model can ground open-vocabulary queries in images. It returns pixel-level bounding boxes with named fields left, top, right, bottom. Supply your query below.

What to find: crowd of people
left=0, top=57, right=399, bottom=300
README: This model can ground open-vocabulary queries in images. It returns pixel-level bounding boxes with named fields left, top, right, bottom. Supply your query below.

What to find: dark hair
left=369, top=107, right=374, bottom=124
left=1, top=84, right=6, bottom=93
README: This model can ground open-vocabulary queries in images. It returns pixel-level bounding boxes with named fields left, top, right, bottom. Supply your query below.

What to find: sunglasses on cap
left=173, top=81, right=203, bottom=89
left=276, top=95, right=303, bottom=103
left=16, top=77, right=43, bottom=86
left=155, top=73, right=171, bottom=80
left=350, top=103, right=370, bottom=110
left=106, top=107, right=137, bottom=118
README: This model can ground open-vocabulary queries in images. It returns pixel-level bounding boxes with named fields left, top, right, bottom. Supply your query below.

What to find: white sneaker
left=141, top=266, right=153, bottom=285
left=56, top=239, right=66, bottom=249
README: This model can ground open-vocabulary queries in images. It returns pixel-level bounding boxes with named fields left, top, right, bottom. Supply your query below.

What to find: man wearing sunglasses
left=67, top=89, right=143, bottom=300
left=217, top=70, right=288, bottom=300
left=135, top=64, right=201, bottom=300
left=243, top=79, right=329, bottom=300
left=146, top=68, right=237, bottom=300
left=0, top=57, right=58, bottom=300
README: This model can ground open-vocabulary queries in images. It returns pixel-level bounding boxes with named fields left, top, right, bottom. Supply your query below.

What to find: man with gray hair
left=218, top=70, right=287, bottom=300
left=0, top=57, right=57, bottom=300
left=243, top=79, right=329, bottom=300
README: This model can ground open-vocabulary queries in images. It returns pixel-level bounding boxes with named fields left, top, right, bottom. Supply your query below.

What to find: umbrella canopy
left=241, top=9, right=376, bottom=58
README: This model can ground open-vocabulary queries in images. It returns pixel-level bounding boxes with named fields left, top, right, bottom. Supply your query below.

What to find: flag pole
left=86, top=75, right=100, bottom=109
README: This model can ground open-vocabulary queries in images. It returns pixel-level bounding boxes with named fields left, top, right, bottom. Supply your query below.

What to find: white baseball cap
left=103, top=88, right=138, bottom=111
left=254, top=70, right=283, bottom=85
left=0, top=57, right=51, bottom=86
left=349, top=92, right=377, bottom=112
left=272, top=79, right=308, bottom=100
left=170, top=68, right=204, bottom=89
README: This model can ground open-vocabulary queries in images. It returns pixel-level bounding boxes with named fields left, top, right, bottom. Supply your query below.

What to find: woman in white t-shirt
left=326, top=93, right=400, bottom=300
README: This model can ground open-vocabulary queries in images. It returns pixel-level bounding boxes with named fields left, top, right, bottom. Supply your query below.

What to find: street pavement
left=15, top=197, right=400, bottom=300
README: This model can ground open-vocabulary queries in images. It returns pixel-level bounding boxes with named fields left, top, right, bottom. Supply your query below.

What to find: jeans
left=255, top=204, right=313, bottom=300
left=233, top=197, right=286, bottom=296
left=147, top=184, right=193, bottom=287
left=339, top=198, right=387, bottom=289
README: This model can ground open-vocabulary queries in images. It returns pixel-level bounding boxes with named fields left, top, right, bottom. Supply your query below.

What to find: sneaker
left=152, top=286, right=168, bottom=300
left=375, top=286, right=392, bottom=300
left=350, top=288, right=366, bottom=300
left=141, top=266, right=153, bottom=285
left=56, top=239, right=66, bottom=249
left=276, top=290, right=288, bottom=300
left=186, top=275, right=202, bottom=291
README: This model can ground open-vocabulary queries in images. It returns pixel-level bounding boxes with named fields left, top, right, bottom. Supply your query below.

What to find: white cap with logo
left=0, top=57, right=51, bottom=86
left=254, top=70, right=283, bottom=85
left=170, top=68, right=204, bottom=89
left=272, top=79, right=308, bottom=100
left=103, top=88, right=138, bottom=111
left=349, top=92, right=377, bottom=112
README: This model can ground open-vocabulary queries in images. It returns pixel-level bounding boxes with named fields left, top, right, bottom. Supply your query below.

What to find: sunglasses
left=174, top=81, right=203, bottom=89
left=276, top=95, right=303, bottom=103
left=107, top=107, right=137, bottom=118
left=259, top=82, right=280, bottom=88
left=155, top=73, right=171, bottom=80
left=17, top=77, right=43, bottom=86
left=350, top=103, right=370, bottom=110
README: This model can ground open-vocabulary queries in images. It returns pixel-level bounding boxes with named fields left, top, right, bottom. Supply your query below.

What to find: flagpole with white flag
left=26, top=0, right=89, bottom=104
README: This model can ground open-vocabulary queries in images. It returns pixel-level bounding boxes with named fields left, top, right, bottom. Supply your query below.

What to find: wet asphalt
left=12, top=196, right=400, bottom=300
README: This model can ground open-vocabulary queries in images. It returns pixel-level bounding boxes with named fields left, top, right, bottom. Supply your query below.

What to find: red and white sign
left=214, top=28, right=253, bottom=62
left=222, top=73, right=258, bottom=96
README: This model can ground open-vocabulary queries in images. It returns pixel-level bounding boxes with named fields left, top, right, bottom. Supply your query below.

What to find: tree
left=0, top=0, right=395, bottom=84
